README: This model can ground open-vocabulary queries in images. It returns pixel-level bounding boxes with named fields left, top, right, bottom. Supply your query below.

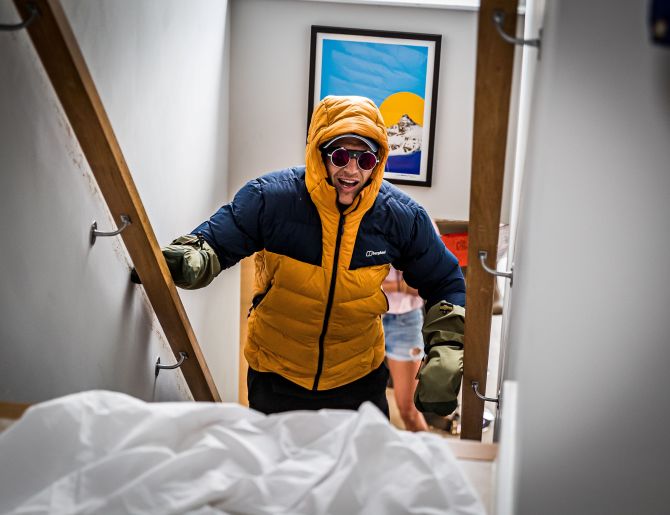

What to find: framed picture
left=308, top=26, right=441, bottom=187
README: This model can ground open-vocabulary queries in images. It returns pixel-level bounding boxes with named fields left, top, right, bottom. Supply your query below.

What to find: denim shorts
left=382, top=308, right=425, bottom=362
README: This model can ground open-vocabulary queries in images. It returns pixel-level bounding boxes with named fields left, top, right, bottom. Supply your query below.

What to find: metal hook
left=1, top=3, right=39, bottom=31
left=478, top=250, right=513, bottom=286
left=472, top=380, right=500, bottom=405
left=90, top=214, right=131, bottom=245
left=155, top=351, right=188, bottom=377
left=492, top=9, right=541, bottom=50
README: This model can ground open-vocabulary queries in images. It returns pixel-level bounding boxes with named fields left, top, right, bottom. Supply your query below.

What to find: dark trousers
left=247, top=363, right=390, bottom=418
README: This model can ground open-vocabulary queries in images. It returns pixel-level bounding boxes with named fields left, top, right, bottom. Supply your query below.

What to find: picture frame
left=308, top=26, right=441, bottom=187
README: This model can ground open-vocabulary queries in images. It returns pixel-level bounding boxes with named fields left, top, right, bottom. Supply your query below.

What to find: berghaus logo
left=366, top=250, right=387, bottom=257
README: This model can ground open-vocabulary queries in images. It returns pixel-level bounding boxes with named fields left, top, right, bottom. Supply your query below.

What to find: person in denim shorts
left=382, top=267, right=428, bottom=431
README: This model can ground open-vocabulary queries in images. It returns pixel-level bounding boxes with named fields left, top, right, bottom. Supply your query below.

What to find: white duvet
left=0, top=391, right=485, bottom=514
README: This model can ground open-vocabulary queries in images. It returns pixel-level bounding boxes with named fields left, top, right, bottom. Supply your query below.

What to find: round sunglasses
left=325, top=147, right=379, bottom=172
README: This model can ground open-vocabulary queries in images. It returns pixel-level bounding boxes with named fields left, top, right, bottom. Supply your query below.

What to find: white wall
left=503, top=0, right=670, bottom=512
left=0, top=1, right=236, bottom=402
left=229, top=0, right=479, bottom=221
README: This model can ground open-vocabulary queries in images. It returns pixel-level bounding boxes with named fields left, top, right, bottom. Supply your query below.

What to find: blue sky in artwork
left=320, top=39, right=428, bottom=106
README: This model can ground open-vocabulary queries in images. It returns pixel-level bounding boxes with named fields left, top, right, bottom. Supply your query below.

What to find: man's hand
left=129, top=235, right=221, bottom=288
left=162, top=235, right=221, bottom=289
left=414, top=301, right=465, bottom=416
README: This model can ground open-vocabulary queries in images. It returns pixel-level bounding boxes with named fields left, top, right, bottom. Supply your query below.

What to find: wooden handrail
left=461, top=0, right=518, bottom=439
left=13, top=0, right=220, bottom=402
left=0, top=401, right=31, bottom=421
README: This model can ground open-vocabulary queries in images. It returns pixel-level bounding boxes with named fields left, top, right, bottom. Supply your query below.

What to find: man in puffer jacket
left=162, top=95, right=465, bottom=418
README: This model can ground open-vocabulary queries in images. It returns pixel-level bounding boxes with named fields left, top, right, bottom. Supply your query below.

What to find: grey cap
left=321, top=133, right=379, bottom=153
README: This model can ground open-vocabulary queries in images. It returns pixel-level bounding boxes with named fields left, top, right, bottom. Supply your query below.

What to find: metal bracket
left=492, top=9, right=541, bottom=51
left=90, top=214, right=131, bottom=245
left=472, top=380, right=500, bottom=405
left=478, top=250, right=513, bottom=286
left=1, top=2, right=39, bottom=31
left=155, top=351, right=188, bottom=378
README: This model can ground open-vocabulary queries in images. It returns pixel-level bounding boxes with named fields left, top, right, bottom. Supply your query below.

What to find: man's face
left=324, top=137, right=377, bottom=206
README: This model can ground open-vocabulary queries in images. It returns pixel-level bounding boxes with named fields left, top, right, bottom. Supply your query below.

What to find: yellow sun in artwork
left=379, top=92, right=425, bottom=128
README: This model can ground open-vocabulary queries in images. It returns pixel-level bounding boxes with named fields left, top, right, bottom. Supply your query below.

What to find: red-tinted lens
left=330, top=148, right=350, bottom=167
left=357, top=151, right=378, bottom=171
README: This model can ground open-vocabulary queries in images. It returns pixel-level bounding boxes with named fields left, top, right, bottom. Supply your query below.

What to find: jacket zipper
left=312, top=213, right=345, bottom=390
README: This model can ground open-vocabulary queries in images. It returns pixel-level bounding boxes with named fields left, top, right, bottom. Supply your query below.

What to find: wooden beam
left=13, top=0, right=220, bottom=402
left=462, top=0, right=517, bottom=440
left=0, top=401, right=31, bottom=421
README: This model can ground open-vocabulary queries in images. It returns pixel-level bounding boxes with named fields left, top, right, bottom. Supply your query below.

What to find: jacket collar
left=304, top=96, right=389, bottom=221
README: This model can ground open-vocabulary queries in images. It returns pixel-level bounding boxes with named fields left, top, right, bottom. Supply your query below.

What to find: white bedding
left=0, top=391, right=485, bottom=514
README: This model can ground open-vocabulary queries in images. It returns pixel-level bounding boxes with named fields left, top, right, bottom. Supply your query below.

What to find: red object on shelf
left=441, top=232, right=469, bottom=267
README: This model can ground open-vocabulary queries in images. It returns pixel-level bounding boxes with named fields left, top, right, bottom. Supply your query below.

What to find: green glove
left=414, top=301, right=465, bottom=416
left=162, top=234, right=221, bottom=290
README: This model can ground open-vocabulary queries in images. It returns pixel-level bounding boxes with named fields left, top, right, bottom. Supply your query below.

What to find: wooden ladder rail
left=0, top=402, right=31, bottom=422
left=461, top=0, right=518, bottom=440
left=12, top=0, right=220, bottom=402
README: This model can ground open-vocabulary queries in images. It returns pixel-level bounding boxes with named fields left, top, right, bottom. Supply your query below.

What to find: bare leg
left=387, top=357, right=428, bottom=432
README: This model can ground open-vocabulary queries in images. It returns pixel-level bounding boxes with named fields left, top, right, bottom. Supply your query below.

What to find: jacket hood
left=305, top=96, right=389, bottom=215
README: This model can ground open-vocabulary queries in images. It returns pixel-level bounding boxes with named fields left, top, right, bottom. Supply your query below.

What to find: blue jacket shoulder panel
left=192, top=167, right=322, bottom=269
left=257, top=167, right=322, bottom=265
left=354, top=181, right=465, bottom=307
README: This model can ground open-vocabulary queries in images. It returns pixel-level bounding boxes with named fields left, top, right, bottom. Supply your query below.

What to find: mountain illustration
left=387, top=114, right=422, bottom=155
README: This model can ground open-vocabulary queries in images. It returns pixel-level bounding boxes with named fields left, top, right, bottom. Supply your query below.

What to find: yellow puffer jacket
left=248, top=96, right=390, bottom=390
left=192, top=95, right=465, bottom=391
